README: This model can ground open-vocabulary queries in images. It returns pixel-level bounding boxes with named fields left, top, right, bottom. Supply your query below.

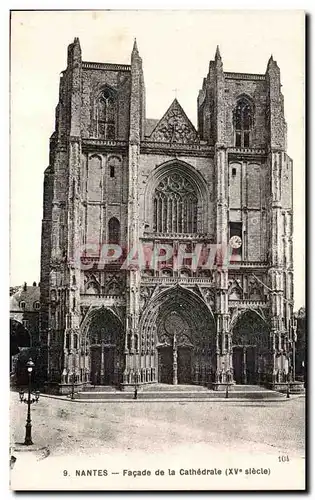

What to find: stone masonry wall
left=81, top=68, right=131, bottom=140
left=223, top=77, right=268, bottom=148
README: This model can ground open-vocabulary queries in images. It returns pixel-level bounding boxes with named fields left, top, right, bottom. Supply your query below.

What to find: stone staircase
left=75, top=384, right=289, bottom=401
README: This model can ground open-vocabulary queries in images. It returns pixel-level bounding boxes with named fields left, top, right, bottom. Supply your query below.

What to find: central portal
left=153, top=288, right=216, bottom=386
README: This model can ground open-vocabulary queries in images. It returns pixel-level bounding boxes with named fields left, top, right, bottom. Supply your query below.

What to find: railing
left=80, top=256, right=126, bottom=266
left=228, top=147, right=267, bottom=155
left=224, top=72, right=265, bottom=81
left=82, top=138, right=127, bottom=148
left=82, top=61, right=131, bottom=72
left=141, top=276, right=213, bottom=284
left=141, top=141, right=213, bottom=154
left=229, top=261, right=269, bottom=268
left=229, top=300, right=268, bottom=308
left=80, top=295, right=125, bottom=306
left=142, top=232, right=213, bottom=241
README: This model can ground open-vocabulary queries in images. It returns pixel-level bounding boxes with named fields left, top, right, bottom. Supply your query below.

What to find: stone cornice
left=82, top=138, right=128, bottom=153
left=227, top=147, right=267, bottom=161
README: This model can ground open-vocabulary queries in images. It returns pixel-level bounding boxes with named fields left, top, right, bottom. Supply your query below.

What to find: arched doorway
left=142, top=286, right=216, bottom=386
left=231, top=310, right=269, bottom=385
left=85, top=308, right=124, bottom=386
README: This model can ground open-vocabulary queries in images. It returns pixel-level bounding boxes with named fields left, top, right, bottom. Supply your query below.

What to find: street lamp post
left=291, top=316, right=297, bottom=383
left=19, top=358, right=40, bottom=446
left=71, top=370, right=77, bottom=400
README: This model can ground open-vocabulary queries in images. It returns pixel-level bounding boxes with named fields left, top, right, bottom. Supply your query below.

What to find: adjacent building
left=10, top=282, right=41, bottom=381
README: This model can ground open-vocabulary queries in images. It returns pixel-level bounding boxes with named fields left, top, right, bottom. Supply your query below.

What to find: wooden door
left=232, top=346, right=243, bottom=384
left=90, top=346, right=101, bottom=385
left=103, top=347, right=115, bottom=385
left=158, top=347, right=173, bottom=384
left=178, top=347, right=192, bottom=384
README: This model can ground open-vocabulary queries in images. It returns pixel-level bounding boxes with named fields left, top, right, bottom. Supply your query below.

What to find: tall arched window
left=96, top=87, right=116, bottom=139
left=234, top=98, right=253, bottom=147
left=153, top=173, right=198, bottom=234
left=108, top=217, right=120, bottom=244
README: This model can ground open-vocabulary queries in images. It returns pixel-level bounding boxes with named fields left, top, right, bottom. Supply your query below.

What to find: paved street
left=10, top=391, right=305, bottom=490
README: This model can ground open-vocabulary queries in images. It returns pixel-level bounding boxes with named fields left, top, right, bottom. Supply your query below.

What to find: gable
left=149, top=99, right=199, bottom=144
left=228, top=278, right=243, bottom=300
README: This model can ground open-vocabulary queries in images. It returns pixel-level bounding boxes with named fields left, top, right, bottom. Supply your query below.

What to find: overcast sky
left=10, top=10, right=305, bottom=308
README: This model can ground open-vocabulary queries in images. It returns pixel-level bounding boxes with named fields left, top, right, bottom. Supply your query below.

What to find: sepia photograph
left=9, top=9, right=306, bottom=491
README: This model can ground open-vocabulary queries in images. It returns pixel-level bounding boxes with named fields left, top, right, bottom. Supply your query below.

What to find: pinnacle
left=266, top=54, right=278, bottom=72
left=132, top=38, right=139, bottom=56
left=215, top=45, right=221, bottom=60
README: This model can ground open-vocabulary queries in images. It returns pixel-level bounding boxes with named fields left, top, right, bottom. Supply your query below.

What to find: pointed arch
left=108, top=217, right=120, bottom=244
left=139, top=285, right=216, bottom=385
left=144, top=159, right=210, bottom=234
left=139, top=284, right=215, bottom=340
left=233, top=95, right=254, bottom=147
left=228, top=279, right=244, bottom=300
left=95, top=85, right=117, bottom=139
left=230, top=307, right=269, bottom=332
left=80, top=306, right=123, bottom=339
left=85, top=281, right=100, bottom=295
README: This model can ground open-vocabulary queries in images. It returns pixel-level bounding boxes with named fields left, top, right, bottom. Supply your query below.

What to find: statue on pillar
left=173, top=334, right=178, bottom=385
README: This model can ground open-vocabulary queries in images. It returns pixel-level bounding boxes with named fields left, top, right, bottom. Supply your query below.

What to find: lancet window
left=96, top=87, right=116, bottom=139
left=234, top=97, right=253, bottom=148
left=108, top=217, right=120, bottom=244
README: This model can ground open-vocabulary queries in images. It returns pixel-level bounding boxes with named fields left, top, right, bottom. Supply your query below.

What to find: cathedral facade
left=40, top=38, right=296, bottom=393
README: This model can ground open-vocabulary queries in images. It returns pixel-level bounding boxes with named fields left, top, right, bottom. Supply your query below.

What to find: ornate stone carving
left=204, top=288, right=215, bottom=305
left=150, top=99, right=199, bottom=144
left=228, top=278, right=244, bottom=300
left=247, top=277, right=264, bottom=301
left=197, top=286, right=215, bottom=307
left=80, top=305, right=89, bottom=323
left=139, top=286, right=154, bottom=310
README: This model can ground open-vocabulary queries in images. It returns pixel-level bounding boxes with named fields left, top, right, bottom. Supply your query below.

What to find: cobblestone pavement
left=10, top=391, right=305, bottom=456
left=10, top=392, right=305, bottom=490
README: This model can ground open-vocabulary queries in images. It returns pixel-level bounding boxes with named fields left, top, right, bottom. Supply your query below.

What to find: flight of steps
left=75, top=384, right=288, bottom=401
